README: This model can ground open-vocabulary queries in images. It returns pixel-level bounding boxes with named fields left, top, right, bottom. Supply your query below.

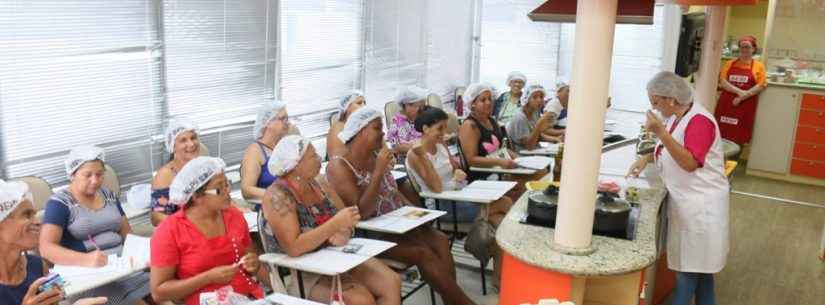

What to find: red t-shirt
left=151, top=207, right=263, bottom=305
left=657, top=114, right=717, bottom=167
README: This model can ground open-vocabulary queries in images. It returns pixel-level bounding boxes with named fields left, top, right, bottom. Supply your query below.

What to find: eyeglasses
left=203, top=181, right=230, bottom=196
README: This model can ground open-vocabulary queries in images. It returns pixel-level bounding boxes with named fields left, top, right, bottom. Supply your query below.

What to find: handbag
left=464, top=206, right=496, bottom=266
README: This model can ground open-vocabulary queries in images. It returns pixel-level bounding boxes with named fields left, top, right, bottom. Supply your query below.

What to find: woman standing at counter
left=629, top=72, right=730, bottom=305
left=714, top=35, right=767, bottom=145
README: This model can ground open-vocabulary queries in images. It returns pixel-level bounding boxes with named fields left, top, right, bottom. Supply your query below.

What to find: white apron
left=655, top=103, right=730, bottom=273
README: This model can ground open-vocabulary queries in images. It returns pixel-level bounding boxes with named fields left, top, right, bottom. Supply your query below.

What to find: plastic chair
left=427, top=93, right=443, bottom=109
left=384, top=101, right=401, bottom=128
left=11, top=176, right=53, bottom=212
left=102, top=164, right=121, bottom=197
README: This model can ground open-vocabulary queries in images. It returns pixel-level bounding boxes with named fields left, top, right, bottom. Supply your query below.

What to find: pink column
left=553, top=0, right=618, bottom=253
left=694, top=5, right=728, bottom=112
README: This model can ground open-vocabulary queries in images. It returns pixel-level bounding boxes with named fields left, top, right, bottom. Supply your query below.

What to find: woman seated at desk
left=542, top=81, right=570, bottom=137
left=327, top=90, right=366, bottom=159
left=506, top=84, right=561, bottom=152
left=1, top=180, right=108, bottom=305
left=493, top=71, right=526, bottom=125
left=406, top=107, right=513, bottom=285
left=327, top=107, right=478, bottom=305
left=241, top=100, right=293, bottom=204
left=150, top=157, right=264, bottom=305
left=39, top=146, right=153, bottom=305
left=151, top=118, right=202, bottom=226
left=459, top=82, right=545, bottom=199
left=387, top=86, right=428, bottom=158
left=261, top=135, right=401, bottom=305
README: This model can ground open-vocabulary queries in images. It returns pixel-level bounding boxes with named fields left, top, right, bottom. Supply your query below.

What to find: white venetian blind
left=162, top=0, right=278, bottom=124
left=280, top=0, right=364, bottom=133
left=0, top=0, right=163, bottom=185
left=479, top=0, right=561, bottom=92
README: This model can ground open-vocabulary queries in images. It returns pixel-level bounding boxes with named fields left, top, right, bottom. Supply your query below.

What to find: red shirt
left=657, top=112, right=717, bottom=167
left=151, top=207, right=263, bottom=305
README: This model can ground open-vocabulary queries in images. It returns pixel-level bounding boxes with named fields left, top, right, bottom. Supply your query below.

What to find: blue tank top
left=256, top=142, right=278, bottom=189
left=558, top=108, right=568, bottom=121
left=0, top=254, right=44, bottom=305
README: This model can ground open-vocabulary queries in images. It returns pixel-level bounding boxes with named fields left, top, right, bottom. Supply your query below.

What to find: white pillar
left=553, top=0, right=618, bottom=253
left=694, top=6, right=728, bottom=113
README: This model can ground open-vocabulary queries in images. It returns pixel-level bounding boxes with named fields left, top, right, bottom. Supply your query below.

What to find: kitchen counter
left=767, top=81, right=825, bottom=91
left=496, top=143, right=667, bottom=277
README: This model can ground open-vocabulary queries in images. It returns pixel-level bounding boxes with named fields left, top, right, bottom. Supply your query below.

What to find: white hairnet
left=395, top=86, right=429, bottom=105
left=646, top=71, right=693, bottom=105
left=0, top=180, right=33, bottom=223
left=338, top=107, right=382, bottom=144
left=464, top=82, right=494, bottom=105
left=164, top=117, right=200, bottom=154
left=253, top=99, right=288, bottom=139
left=506, top=71, right=527, bottom=84
left=65, top=145, right=105, bottom=177
left=555, top=78, right=570, bottom=92
left=337, top=90, right=364, bottom=121
left=520, top=84, right=548, bottom=106
left=267, top=135, right=311, bottom=176
left=169, top=156, right=227, bottom=206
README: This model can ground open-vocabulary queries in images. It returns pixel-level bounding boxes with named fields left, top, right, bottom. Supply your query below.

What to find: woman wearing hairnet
left=628, top=71, right=730, bottom=305
left=151, top=117, right=202, bottom=226
left=387, top=86, right=429, bottom=156
left=505, top=84, right=561, bottom=152
left=150, top=157, right=264, bottom=305
left=327, top=90, right=366, bottom=158
left=327, top=107, right=478, bottom=305
left=261, top=135, right=401, bottom=305
left=1, top=180, right=108, bottom=305
left=241, top=100, right=294, bottom=203
left=493, top=71, right=526, bottom=124
left=542, top=81, right=571, bottom=137
left=714, top=35, right=767, bottom=146
left=39, top=146, right=153, bottom=305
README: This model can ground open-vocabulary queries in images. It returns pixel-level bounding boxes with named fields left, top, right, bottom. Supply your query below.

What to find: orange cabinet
left=801, top=93, right=825, bottom=110
left=798, top=108, right=825, bottom=127
left=790, top=159, right=825, bottom=180
left=795, top=126, right=825, bottom=144
left=792, top=142, right=825, bottom=162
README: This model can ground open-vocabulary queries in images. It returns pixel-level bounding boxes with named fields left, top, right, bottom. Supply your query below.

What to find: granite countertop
left=768, top=81, right=825, bottom=91
left=495, top=141, right=668, bottom=277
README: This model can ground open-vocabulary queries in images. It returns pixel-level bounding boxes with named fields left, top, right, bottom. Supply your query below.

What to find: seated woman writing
left=327, top=107, right=478, bottom=305
left=39, top=146, right=153, bottom=305
left=150, top=157, right=264, bottom=305
left=405, top=107, right=514, bottom=284
left=261, top=135, right=401, bottom=305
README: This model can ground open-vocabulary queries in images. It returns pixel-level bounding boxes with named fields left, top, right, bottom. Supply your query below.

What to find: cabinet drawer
left=801, top=93, right=825, bottom=110
left=798, top=108, right=825, bottom=127
left=790, top=159, right=825, bottom=180
left=793, top=142, right=825, bottom=162
left=795, top=126, right=825, bottom=144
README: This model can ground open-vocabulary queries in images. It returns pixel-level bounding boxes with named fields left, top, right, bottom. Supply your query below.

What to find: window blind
left=479, top=0, right=561, bottom=93
left=280, top=0, right=364, bottom=137
left=0, top=0, right=163, bottom=185
left=162, top=0, right=278, bottom=125
left=424, top=0, right=475, bottom=104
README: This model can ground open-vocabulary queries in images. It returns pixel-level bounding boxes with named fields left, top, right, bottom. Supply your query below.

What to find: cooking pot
left=593, top=191, right=631, bottom=233
left=527, top=185, right=560, bottom=225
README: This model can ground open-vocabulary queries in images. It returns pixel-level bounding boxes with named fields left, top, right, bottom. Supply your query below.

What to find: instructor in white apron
left=628, top=71, right=730, bottom=305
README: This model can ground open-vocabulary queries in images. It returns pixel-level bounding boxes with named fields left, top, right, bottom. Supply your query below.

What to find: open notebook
left=53, top=234, right=150, bottom=296
left=259, top=238, right=396, bottom=276
left=420, top=180, right=516, bottom=204
left=356, top=206, right=446, bottom=234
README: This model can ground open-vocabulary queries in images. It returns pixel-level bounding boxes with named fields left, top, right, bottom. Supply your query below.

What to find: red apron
left=714, top=59, right=760, bottom=145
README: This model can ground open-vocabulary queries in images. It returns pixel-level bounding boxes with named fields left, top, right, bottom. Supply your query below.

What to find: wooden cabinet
left=790, top=92, right=825, bottom=179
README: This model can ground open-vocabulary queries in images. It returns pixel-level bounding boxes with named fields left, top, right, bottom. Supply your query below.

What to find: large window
left=0, top=0, right=277, bottom=186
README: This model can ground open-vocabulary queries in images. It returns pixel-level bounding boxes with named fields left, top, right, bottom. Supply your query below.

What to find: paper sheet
left=244, top=212, right=259, bottom=232
left=357, top=206, right=446, bottom=234
left=514, top=156, right=553, bottom=170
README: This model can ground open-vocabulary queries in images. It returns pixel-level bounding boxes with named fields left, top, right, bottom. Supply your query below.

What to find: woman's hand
left=374, top=147, right=395, bottom=175
left=327, top=228, right=352, bottom=247
left=85, top=250, right=108, bottom=267
left=240, top=253, right=260, bottom=274
left=22, top=278, right=64, bottom=305
left=627, top=157, right=650, bottom=178
left=452, top=169, right=467, bottom=183
left=73, top=297, right=108, bottom=305
left=499, top=159, right=518, bottom=169
left=644, top=110, right=666, bottom=137
left=332, top=206, right=361, bottom=229
left=205, top=264, right=239, bottom=285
